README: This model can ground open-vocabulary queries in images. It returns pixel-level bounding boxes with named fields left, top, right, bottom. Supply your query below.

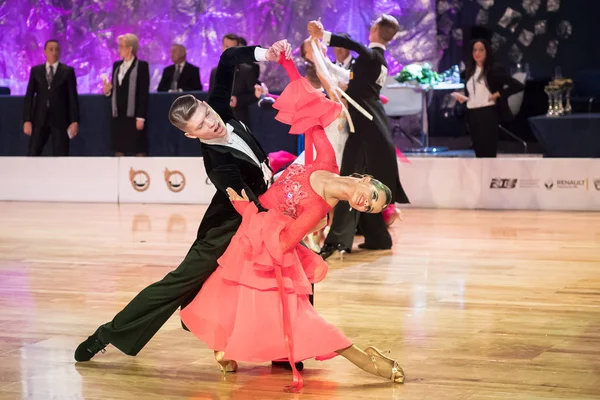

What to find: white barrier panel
left=399, top=158, right=482, bottom=209
left=0, top=157, right=598, bottom=210
left=479, top=158, right=600, bottom=211
left=398, top=157, right=600, bottom=210
left=117, top=157, right=216, bottom=204
left=0, top=157, right=119, bottom=202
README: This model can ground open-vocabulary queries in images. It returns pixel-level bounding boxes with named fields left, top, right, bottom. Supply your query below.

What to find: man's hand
left=265, top=39, right=292, bottom=62
left=307, top=18, right=324, bottom=39
left=136, top=119, right=144, bottom=131
left=254, top=84, right=263, bottom=99
left=67, top=122, right=79, bottom=138
left=230, top=95, right=238, bottom=108
left=254, top=83, right=270, bottom=99
left=23, top=122, right=32, bottom=136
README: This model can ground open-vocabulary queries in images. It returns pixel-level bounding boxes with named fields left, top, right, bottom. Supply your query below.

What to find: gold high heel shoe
left=214, top=351, right=238, bottom=374
left=364, top=346, right=404, bottom=383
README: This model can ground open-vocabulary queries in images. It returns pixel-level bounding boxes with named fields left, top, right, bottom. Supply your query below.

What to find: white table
left=385, top=81, right=465, bottom=153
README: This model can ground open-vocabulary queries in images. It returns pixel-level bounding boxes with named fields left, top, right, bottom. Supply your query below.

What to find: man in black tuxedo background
left=157, top=44, right=202, bottom=92
left=309, top=16, right=410, bottom=257
left=23, top=40, right=80, bottom=156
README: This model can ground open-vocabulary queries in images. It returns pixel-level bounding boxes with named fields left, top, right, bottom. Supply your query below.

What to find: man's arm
left=156, top=67, right=170, bottom=92
left=232, top=64, right=258, bottom=109
left=208, top=40, right=291, bottom=120
left=208, top=46, right=268, bottom=121
left=308, top=20, right=376, bottom=60
left=23, top=67, right=37, bottom=123
left=191, top=66, right=202, bottom=91
left=135, top=61, right=150, bottom=120
left=67, top=67, right=80, bottom=124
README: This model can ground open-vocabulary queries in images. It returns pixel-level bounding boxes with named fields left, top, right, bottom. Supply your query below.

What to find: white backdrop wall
left=1, top=157, right=599, bottom=211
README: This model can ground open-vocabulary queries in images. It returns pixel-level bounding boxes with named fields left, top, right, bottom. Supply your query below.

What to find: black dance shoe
left=74, top=327, right=107, bottom=362
left=319, top=243, right=351, bottom=260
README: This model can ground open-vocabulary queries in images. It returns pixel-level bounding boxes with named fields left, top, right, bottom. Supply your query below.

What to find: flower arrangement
left=395, top=63, right=454, bottom=88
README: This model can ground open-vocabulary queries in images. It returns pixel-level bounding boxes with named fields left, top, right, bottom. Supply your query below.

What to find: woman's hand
left=489, top=92, right=501, bottom=102
left=451, top=92, right=468, bottom=104
left=266, top=39, right=292, bottom=61
left=307, top=18, right=324, bottom=39
left=226, top=187, right=249, bottom=202
left=103, top=80, right=113, bottom=95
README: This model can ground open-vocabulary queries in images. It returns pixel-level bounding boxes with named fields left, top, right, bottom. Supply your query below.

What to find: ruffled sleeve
left=272, top=56, right=342, bottom=136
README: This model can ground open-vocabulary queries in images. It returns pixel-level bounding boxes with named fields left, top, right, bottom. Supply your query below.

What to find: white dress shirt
left=337, top=54, right=352, bottom=69
left=203, top=123, right=272, bottom=186
left=117, top=58, right=134, bottom=86
left=466, top=66, right=495, bottom=109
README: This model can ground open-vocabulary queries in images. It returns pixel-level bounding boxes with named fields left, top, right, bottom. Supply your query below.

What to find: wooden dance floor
left=0, top=201, right=599, bottom=399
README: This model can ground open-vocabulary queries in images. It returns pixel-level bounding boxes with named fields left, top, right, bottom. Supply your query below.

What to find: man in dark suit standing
left=209, top=34, right=258, bottom=126
left=23, top=40, right=79, bottom=156
left=333, top=33, right=356, bottom=71
left=308, top=16, right=410, bottom=258
left=238, top=36, right=261, bottom=83
left=157, top=44, right=202, bottom=92
left=74, top=39, right=304, bottom=371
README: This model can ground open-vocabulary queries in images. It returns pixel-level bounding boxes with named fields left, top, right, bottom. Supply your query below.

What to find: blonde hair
left=117, top=33, right=139, bottom=55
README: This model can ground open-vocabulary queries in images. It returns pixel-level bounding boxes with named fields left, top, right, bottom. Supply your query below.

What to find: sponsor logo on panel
left=544, top=179, right=588, bottom=190
left=490, top=178, right=518, bottom=189
left=490, top=178, right=541, bottom=189
left=129, top=168, right=150, bottom=192
left=164, top=168, right=186, bottom=193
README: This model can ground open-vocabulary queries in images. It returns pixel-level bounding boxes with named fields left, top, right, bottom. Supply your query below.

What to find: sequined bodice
left=259, top=161, right=336, bottom=221
left=253, top=57, right=342, bottom=253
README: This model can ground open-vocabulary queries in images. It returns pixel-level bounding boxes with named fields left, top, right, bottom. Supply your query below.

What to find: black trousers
left=28, top=122, right=69, bottom=156
left=98, top=216, right=314, bottom=356
left=466, top=105, right=499, bottom=158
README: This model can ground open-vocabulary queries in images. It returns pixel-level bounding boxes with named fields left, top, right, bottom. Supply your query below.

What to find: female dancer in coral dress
left=180, top=55, right=404, bottom=392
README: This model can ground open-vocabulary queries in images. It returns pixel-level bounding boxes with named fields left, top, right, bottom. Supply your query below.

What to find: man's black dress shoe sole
left=357, top=243, right=392, bottom=250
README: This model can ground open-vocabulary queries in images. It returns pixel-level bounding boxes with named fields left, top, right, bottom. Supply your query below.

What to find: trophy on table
left=544, top=78, right=573, bottom=117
